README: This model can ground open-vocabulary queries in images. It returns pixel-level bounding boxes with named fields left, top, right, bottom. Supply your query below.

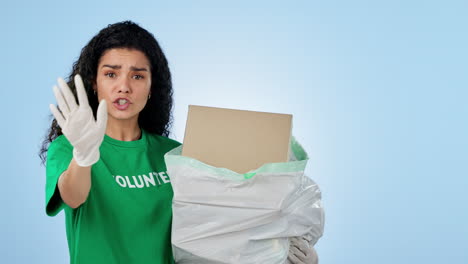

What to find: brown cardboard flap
left=182, top=105, right=292, bottom=174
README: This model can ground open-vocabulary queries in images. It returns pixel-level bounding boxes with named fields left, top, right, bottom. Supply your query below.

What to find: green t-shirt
left=45, top=129, right=181, bottom=264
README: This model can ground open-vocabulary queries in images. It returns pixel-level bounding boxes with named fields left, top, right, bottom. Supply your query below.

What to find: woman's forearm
left=58, top=158, right=92, bottom=209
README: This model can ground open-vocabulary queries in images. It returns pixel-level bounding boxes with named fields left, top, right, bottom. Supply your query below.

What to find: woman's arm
left=58, top=158, right=92, bottom=208
left=49, top=75, right=108, bottom=209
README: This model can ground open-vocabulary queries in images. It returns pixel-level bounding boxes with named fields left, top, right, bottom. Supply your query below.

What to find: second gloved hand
left=287, top=237, right=318, bottom=264
left=50, top=74, right=108, bottom=167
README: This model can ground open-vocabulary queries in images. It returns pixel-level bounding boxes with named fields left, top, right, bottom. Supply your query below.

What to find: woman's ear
left=92, top=81, right=98, bottom=96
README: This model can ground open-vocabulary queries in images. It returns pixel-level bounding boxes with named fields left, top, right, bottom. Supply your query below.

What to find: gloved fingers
left=49, top=104, right=66, bottom=129
left=57, top=77, right=78, bottom=112
left=288, top=248, right=304, bottom=264
left=74, top=74, right=90, bottom=108
left=290, top=237, right=309, bottom=254
left=302, top=247, right=318, bottom=264
left=290, top=245, right=307, bottom=261
left=291, top=238, right=319, bottom=264
left=96, top=99, right=108, bottom=134
left=53, top=85, right=70, bottom=117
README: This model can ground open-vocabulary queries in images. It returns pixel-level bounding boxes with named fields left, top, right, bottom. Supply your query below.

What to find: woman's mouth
left=113, top=98, right=131, bottom=110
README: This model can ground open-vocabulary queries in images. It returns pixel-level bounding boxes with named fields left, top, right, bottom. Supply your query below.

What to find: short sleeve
left=151, top=132, right=182, bottom=153
left=167, top=138, right=182, bottom=152
left=45, top=135, right=73, bottom=216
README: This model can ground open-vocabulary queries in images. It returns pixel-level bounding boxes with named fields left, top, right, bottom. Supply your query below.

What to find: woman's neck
left=105, top=119, right=141, bottom=141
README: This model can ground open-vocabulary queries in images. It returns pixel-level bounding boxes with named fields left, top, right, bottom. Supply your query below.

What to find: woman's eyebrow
left=130, top=66, right=148, bottom=72
left=102, top=64, right=121, bottom=69
left=101, top=64, right=148, bottom=71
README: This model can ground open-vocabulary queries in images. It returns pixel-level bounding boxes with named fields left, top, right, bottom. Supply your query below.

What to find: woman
left=40, top=21, right=180, bottom=263
left=40, top=20, right=317, bottom=264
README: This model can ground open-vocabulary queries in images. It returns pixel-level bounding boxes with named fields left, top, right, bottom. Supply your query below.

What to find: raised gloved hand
left=287, top=237, right=319, bottom=264
left=49, top=74, right=108, bottom=167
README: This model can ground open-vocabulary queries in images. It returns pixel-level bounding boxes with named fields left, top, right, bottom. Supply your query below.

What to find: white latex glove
left=287, top=237, right=319, bottom=264
left=49, top=74, right=108, bottom=167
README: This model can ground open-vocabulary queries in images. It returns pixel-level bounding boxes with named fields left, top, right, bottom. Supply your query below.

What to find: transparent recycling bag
left=165, top=136, right=324, bottom=264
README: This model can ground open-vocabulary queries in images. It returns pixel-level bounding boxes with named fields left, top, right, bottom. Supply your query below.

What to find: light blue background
left=1, top=1, right=467, bottom=263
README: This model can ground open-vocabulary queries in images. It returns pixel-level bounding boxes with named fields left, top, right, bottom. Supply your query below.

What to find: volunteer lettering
left=113, top=171, right=171, bottom=188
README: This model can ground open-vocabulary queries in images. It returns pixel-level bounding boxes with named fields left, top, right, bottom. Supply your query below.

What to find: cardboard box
left=182, top=105, right=292, bottom=174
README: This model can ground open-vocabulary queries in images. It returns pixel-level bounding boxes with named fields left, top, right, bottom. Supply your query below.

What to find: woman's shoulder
left=49, top=134, right=73, bottom=150
left=145, top=131, right=182, bottom=151
left=46, top=135, right=73, bottom=162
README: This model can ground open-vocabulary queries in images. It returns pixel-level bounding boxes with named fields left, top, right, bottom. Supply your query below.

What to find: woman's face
left=95, top=48, right=152, bottom=125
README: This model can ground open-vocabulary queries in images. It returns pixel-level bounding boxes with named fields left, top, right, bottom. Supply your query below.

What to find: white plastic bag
left=165, top=136, right=324, bottom=264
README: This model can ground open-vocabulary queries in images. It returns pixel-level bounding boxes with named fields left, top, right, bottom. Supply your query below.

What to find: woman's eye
left=105, top=72, right=116, bottom=78
left=133, top=75, right=144, bottom=80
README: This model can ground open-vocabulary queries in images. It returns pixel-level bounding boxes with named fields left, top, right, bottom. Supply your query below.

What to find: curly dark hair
left=39, top=21, right=174, bottom=165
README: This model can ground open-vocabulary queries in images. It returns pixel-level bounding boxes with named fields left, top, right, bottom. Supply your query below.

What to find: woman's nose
left=117, top=77, right=131, bottom=93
